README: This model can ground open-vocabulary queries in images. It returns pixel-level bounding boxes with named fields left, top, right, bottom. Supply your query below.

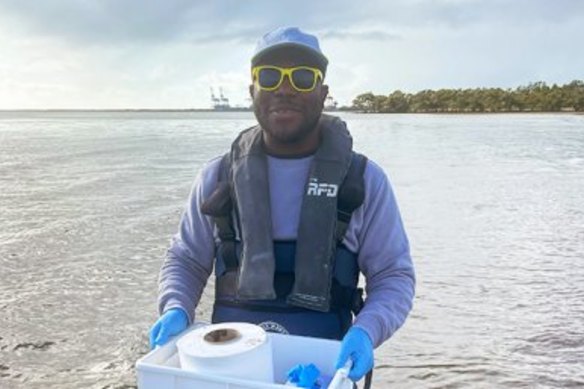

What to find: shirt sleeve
left=347, top=160, right=416, bottom=348
left=156, top=158, right=221, bottom=324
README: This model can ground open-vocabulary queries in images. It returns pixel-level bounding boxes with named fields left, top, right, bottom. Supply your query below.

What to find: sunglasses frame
left=252, top=65, right=324, bottom=93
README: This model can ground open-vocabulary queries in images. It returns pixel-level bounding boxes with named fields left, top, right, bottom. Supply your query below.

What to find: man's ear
left=249, top=84, right=255, bottom=99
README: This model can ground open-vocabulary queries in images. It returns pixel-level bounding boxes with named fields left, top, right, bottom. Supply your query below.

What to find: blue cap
left=251, top=27, right=328, bottom=70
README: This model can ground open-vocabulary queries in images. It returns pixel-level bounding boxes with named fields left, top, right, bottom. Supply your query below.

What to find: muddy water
left=1, top=111, right=583, bottom=388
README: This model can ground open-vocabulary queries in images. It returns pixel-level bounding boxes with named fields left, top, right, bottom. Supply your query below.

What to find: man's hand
left=335, top=326, right=374, bottom=381
left=149, top=308, right=189, bottom=349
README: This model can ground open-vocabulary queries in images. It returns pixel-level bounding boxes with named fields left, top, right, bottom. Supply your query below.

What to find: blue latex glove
left=149, top=308, right=189, bottom=349
left=287, top=363, right=321, bottom=388
left=335, top=326, right=374, bottom=382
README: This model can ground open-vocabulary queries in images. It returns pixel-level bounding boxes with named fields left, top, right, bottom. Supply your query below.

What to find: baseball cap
left=251, top=27, right=328, bottom=71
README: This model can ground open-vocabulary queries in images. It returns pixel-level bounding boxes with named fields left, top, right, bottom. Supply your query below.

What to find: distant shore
left=0, top=109, right=582, bottom=114
left=0, top=109, right=584, bottom=116
left=0, top=108, right=252, bottom=113
left=2, top=80, right=582, bottom=114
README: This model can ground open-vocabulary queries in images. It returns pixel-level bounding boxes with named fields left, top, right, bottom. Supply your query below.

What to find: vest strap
left=200, top=154, right=238, bottom=270
left=335, top=152, right=368, bottom=243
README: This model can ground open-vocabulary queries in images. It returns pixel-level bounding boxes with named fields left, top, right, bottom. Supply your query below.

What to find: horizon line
left=0, top=108, right=253, bottom=112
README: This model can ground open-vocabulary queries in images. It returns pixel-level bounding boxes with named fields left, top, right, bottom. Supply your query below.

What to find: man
left=149, top=27, right=415, bottom=384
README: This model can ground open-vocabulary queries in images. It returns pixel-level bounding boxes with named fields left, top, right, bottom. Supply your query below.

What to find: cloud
left=0, top=1, right=193, bottom=45
left=2, top=0, right=582, bottom=48
left=320, top=29, right=402, bottom=42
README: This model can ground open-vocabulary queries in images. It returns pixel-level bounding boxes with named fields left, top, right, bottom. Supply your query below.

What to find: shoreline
left=0, top=109, right=581, bottom=115
left=0, top=108, right=252, bottom=113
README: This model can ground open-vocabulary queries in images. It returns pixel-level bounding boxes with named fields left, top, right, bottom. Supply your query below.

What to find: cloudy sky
left=0, top=0, right=582, bottom=109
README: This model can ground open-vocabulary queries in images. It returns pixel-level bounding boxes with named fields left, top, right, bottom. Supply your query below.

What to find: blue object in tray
left=286, top=363, right=332, bottom=388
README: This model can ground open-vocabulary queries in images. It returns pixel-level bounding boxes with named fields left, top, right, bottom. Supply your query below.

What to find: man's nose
left=274, top=75, right=297, bottom=96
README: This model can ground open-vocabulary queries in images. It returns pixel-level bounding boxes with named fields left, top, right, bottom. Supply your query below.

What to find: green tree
left=383, top=90, right=410, bottom=113
left=352, top=92, right=377, bottom=112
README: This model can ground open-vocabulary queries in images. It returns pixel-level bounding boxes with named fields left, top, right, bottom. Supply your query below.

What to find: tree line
left=348, top=80, right=584, bottom=113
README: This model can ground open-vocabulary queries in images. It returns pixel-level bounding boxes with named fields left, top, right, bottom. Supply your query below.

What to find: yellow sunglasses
left=252, top=65, right=324, bottom=92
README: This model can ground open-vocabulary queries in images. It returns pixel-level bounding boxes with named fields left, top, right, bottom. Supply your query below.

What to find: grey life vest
left=201, top=114, right=367, bottom=312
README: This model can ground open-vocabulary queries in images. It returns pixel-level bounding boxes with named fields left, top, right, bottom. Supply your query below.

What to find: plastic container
left=136, top=323, right=352, bottom=389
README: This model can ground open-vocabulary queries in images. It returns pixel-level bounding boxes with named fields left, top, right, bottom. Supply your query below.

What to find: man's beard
left=255, top=106, right=322, bottom=145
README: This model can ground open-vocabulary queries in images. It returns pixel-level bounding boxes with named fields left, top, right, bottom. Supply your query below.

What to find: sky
left=0, top=0, right=582, bottom=109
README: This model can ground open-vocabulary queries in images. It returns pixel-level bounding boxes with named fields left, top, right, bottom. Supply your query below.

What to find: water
left=1, top=111, right=583, bottom=388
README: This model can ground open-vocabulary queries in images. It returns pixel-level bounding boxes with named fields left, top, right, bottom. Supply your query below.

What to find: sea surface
left=1, top=111, right=583, bottom=388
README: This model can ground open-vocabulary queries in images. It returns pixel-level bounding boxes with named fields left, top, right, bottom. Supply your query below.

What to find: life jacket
left=201, top=115, right=367, bottom=340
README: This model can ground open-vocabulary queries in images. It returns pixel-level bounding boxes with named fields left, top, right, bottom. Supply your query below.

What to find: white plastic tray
left=136, top=324, right=349, bottom=389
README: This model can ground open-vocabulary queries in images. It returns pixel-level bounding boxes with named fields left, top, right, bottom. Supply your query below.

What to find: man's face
left=250, top=48, right=329, bottom=154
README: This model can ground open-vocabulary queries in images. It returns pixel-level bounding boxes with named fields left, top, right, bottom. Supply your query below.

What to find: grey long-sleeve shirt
left=158, top=154, right=415, bottom=348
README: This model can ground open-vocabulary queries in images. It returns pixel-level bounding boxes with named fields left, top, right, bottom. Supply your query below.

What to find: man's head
left=249, top=27, right=329, bottom=156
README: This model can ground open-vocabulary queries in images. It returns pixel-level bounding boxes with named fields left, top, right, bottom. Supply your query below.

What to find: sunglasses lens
left=258, top=68, right=282, bottom=89
left=291, top=68, right=317, bottom=90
